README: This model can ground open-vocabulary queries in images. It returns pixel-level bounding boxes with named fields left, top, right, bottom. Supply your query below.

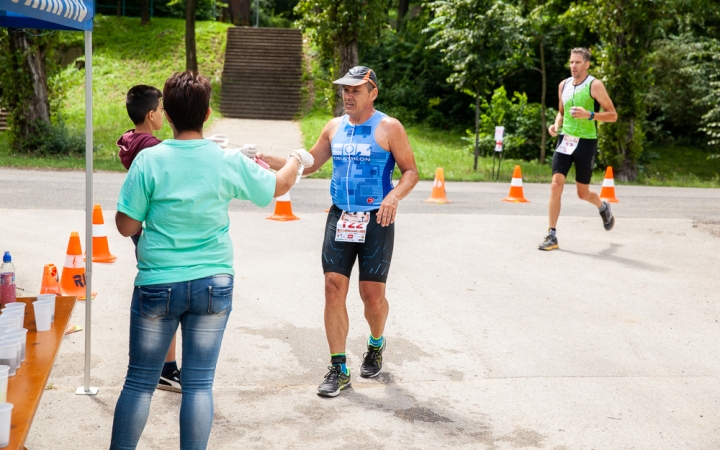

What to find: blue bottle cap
left=2, top=252, right=10, bottom=263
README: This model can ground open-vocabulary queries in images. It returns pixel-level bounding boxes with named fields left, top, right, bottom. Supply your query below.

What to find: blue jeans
left=110, top=274, right=234, bottom=450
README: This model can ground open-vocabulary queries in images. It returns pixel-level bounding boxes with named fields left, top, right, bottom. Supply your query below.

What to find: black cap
left=332, top=66, right=378, bottom=90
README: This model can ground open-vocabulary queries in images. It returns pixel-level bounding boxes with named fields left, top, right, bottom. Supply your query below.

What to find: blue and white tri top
left=330, top=111, right=396, bottom=212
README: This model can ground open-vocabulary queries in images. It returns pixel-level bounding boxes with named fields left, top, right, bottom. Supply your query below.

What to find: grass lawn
left=300, top=109, right=720, bottom=187
left=0, top=15, right=231, bottom=171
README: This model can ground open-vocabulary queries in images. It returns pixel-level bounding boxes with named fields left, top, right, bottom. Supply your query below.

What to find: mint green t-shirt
left=117, top=139, right=276, bottom=286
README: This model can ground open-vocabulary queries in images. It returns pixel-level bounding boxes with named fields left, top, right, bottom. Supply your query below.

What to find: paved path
left=0, top=118, right=719, bottom=449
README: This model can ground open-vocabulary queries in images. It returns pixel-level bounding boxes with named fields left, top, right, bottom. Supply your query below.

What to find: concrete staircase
left=0, top=108, right=8, bottom=131
left=220, top=27, right=303, bottom=120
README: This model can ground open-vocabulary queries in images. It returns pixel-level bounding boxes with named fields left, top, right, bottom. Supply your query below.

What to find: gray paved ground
left=0, top=118, right=719, bottom=449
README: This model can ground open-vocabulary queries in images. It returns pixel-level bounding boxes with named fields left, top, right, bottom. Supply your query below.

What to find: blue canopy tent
left=0, top=0, right=97, bottom=395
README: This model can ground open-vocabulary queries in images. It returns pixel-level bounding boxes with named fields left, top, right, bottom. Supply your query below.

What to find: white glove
left=289, top=148, right=314, bottom=167
left=239, top=144, right=257, bottom=159
left=207, top=134, right=229, bottom=148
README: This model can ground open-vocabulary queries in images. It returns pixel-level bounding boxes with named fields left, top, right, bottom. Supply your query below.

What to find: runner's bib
left=335, top=211, right=370, bottom=243
left=556, top=134, right=580, bottom=155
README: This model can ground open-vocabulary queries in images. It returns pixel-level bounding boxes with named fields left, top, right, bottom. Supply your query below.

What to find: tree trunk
left=618, top=118, right=638, bottom=181
left=539, top=37, right=547, bottom=164
left=140, top=0, right=150, bottom=25
left=185, top=0, right=198, bottom=73
left=473, top=91, right=480, bottom=171
left=239, top=0, right=251, bottom=26
left=397, top=0, right=409, bottom=31
left=333, top=40, right=358, bottom=117
left=8, top=29, right=51, bottom=143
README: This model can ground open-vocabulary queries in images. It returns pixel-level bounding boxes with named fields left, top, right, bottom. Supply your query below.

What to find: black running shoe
left=600, top=201, right=615, bottom=230
left=538, top=234, right=559, bottom=251
left=360, top=340, right=386, bottom=378
left=157, top=369, right=181, bottom=393
left=317, top=365, right=351, bottom=397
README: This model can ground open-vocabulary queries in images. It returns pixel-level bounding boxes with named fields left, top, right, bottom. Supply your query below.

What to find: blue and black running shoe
left=317, top=365, right=351, bottom=397
left=360, top=339, right=386, bottom=378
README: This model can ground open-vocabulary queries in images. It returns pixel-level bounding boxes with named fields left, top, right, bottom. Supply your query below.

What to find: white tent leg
left=77, top=29, right=98, bottom=396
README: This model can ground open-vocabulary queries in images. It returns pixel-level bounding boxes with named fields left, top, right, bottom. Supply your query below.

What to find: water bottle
left=0, top=251, right=16, bottom=305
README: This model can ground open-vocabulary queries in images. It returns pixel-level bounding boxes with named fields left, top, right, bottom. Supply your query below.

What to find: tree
left=295, top=0, right=388, bottom=116
left=186, top=0, right=198, bottom=72
left=0, top=29, right=53, bottom=149
left=583, top=0, right=666, bottom=181
left=140, top=0, right=151, bottom=25
left=428, top=0, right=530, bottom=170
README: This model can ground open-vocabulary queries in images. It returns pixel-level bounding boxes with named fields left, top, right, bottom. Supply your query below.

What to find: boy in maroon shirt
left=116, top=85, right=181, bottom=393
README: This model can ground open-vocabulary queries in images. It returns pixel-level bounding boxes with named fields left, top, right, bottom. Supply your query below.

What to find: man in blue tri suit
left=259, top=66, right=419, bottom=397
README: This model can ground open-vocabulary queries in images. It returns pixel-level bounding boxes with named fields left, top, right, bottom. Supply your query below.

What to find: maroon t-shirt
left=116, top=130, right=162, bottom=236
left=116, top=130, right=162, bottom=170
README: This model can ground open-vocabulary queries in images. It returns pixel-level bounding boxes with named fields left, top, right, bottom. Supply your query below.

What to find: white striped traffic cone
left=599, top=167, right=619, bottom=202
left=92, top=204, right=117, bottom=263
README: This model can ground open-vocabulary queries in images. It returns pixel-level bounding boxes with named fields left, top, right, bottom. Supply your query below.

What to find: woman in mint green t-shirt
left=110, top=71, right=312, bottom=450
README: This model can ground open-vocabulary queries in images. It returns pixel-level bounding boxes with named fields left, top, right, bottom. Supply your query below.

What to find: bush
left=16, top=119, right=85, bottom=156
left=464, top=86, right=556, bottom=161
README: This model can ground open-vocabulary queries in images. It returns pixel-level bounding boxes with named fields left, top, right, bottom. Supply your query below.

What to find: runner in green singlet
left=539, top=47, right=618, bottom=251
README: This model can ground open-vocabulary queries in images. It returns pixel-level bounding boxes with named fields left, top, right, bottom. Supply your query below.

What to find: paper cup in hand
left=0, top=403, right=13, bottom=448
left=32, top=301, right=53, bottom=332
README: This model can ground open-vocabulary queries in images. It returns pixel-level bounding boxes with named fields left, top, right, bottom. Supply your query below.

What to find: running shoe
left=317, top=365, right=351, bottom=397
left=538, top=234, right=559, bottom=251
left=600, top=201, right=615, bottom=231
left=157, top=369, right=181, bottom=393
left=360, top=339, right=386, bottom=378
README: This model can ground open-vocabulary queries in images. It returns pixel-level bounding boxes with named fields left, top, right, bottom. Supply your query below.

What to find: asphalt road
left=0, top=167, right=718, bottom=449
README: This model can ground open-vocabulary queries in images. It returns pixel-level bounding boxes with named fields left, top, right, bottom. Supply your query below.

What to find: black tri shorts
left=321, top=204, right=395, bottom=283
left=551, top=135, right=598, bottom=185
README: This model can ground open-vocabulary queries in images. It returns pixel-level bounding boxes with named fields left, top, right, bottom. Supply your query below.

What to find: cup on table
left=0, top=338, right=20, bottom=371
left=0, top=345, right=16, bottom=377
left=3, top=330, right=26, bottom=363
left=0, top=403, right=13, bottom=448
left=2, top=302, right=24, bottom=316
left=0, top=367, right=8, bottom=403
left=0, top=310, right=22, bottom=330
left=35, top=295, right=56, bottom=323
left=0, top=323, right=13, bottom=336
left=32, top=301, right=53, bottom=332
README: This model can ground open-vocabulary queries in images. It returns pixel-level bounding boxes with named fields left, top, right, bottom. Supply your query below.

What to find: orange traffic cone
left=502, top=165, right=529, bottom=203
left=425, top=167, right=451, bottom=204
left=599, top=166, right=619, bottom=203
left=267, top=192, right=299, bottom=221
left=61, top=232, right=91, bottom=300
left=92, top=204, right=117, bottom=263
left=40, top=264, right=61, bottom=295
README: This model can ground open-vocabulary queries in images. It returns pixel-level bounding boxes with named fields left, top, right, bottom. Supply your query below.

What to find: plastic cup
left=2, top=302, right=24, bottom=315
left=3, top=330, right=26, bottom=362
left=0, top=367, right=8, bottom=403
left=0, top=323, right=13, bottom=336
left=0, top=311, right=22, bottom=330
left=34, top=296, right=55, bottom=323
left=0, top=338, right=20, bottom=370
left=0, top=403, right=13, bottom=448
left=0, top=345, right=15, bottom=377
left=32, top=301, right=52, bottom=332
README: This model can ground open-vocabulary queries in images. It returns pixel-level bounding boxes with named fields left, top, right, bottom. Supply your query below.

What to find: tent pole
left=77, top=29, right=98, bottom=396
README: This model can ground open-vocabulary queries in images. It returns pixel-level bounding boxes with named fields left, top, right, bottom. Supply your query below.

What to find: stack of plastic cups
left=2, top=303, right=25, bottom=327
left=0, top=309, right=21, bottom=331
left=0, top=344, right=15, bottom=377
left=3, top=330, right=26, bottom=363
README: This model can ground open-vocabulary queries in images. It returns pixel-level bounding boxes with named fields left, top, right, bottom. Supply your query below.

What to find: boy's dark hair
left=162, top=71, right=212, bottom=133
left=125, top=85, right=162, bottom=125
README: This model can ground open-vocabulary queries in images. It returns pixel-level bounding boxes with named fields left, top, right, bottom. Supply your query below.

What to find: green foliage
left=428, top=0, right=531, bottom=96
left=16, top=119, right=85, bottom=156
left=295, top=0, right=388, bottom=74
left=463, top=86, right=557, bottom=161
left=358, top=8, right=472, bottom=130
left=585, top=0, right=669, bottom=181
left=0, top=29, right=60, bottom=151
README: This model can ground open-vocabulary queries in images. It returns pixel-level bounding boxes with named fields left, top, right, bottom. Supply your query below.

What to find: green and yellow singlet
left=560, top=75, right=597, bottom=139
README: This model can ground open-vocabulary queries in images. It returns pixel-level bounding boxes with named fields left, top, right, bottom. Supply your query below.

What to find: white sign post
left=492, top=126, right=505, bottom=181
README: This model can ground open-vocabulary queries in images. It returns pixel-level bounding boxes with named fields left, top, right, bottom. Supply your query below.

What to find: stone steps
left=220, top=27, right=303, bottom=120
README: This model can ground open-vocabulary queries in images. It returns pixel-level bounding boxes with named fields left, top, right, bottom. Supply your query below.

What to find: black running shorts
left=551, top=136, right=598, bottom=185
left=321, top=205, right=395, bottom=283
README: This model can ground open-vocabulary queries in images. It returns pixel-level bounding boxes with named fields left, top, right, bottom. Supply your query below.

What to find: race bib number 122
left=335, top=211, right=370, bottom=243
